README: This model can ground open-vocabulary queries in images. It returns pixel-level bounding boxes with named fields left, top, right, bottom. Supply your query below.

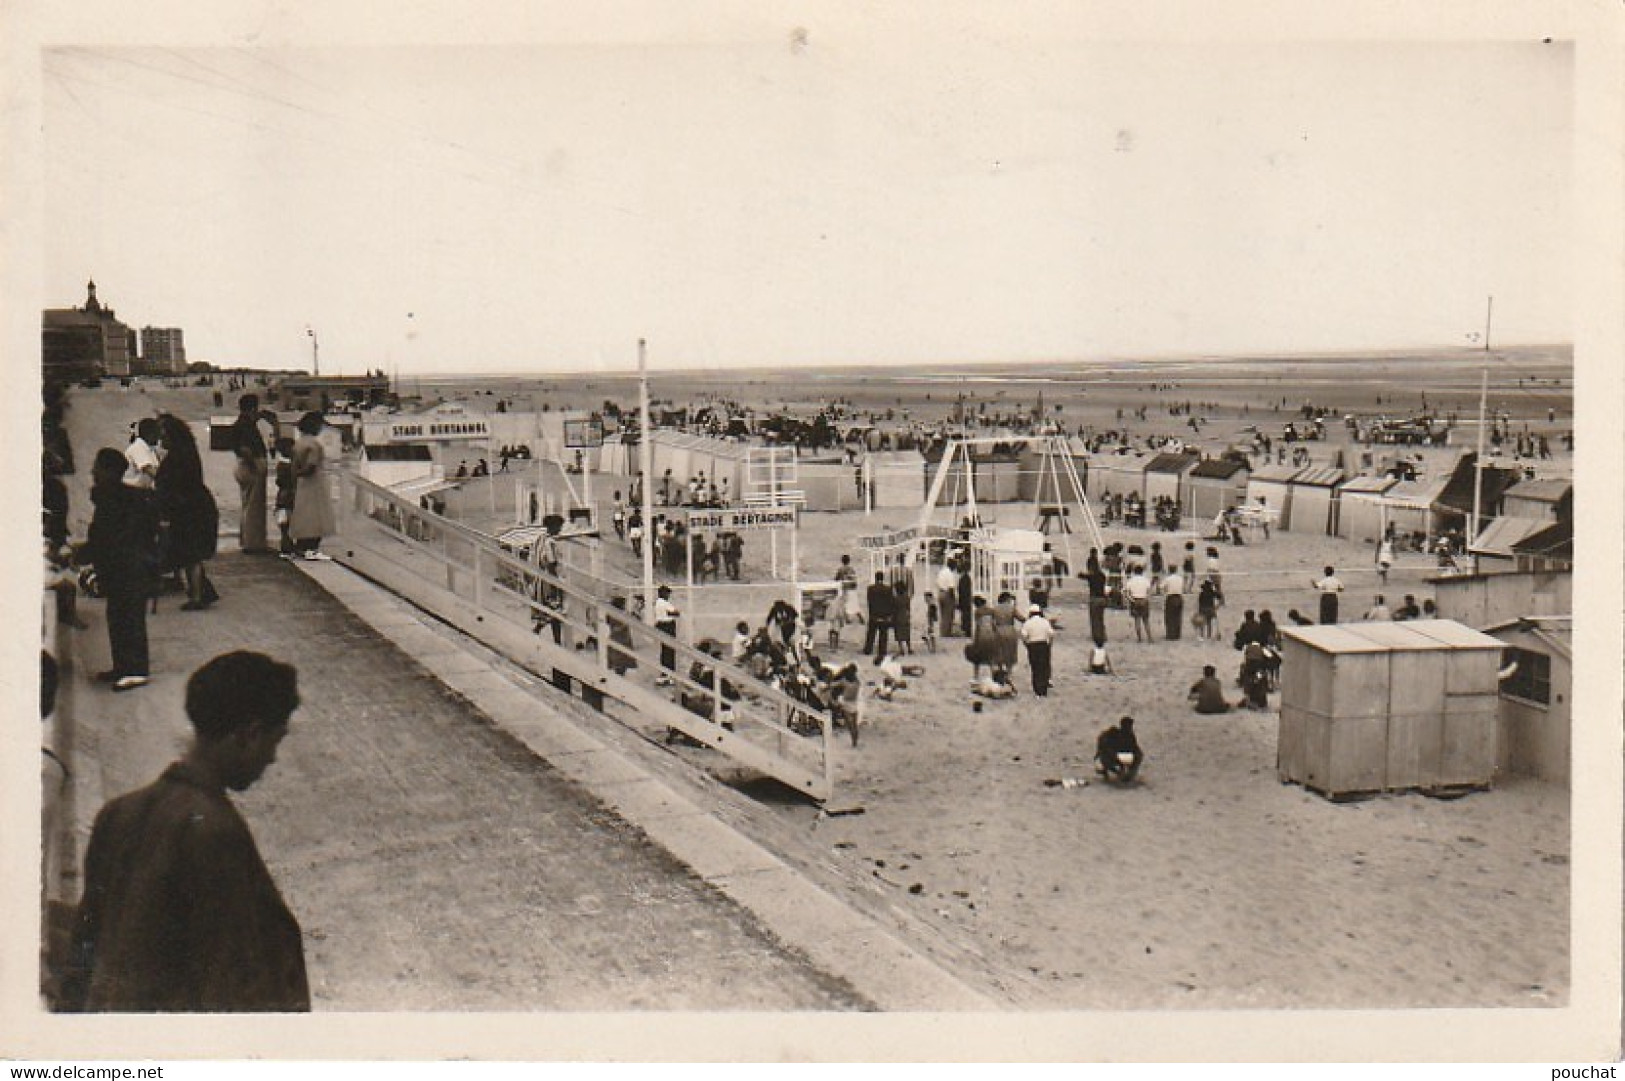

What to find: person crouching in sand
left=1094, top=717, right=1143, bottom=783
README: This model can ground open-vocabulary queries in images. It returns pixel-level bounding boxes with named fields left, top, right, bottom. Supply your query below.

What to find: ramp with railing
left=334, top=471, right=846, bottom=802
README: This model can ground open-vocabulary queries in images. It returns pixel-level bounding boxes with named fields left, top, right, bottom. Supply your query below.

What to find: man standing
left=956, top=561, right=974, bottom=645
left=831, top=553, right=859, bottom=648
left=1159, top=565, right=1186, bottom=641
left=1314, top=565, right=1344, bottom=624
left=863, top=571, right=896, bottom=663
left=1020, top=604, right=1056, bottom=697
left=935, top=560, right=958, bottom=637
left=1083, top=550, right=1109, bottom=645
left=230, top=394, right=273, bottom=553
left=59, top=652, right=308, bottom=1012
left=1124, top=564, right=1154, bottom=642
left=653, top=584, right=681, bottom=685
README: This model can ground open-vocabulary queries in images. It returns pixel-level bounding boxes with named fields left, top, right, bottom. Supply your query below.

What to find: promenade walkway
left=53, top=549, right=871, bottom=1009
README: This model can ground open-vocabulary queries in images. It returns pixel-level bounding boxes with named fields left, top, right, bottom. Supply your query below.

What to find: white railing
left=335, top=471, right=845, bottom=802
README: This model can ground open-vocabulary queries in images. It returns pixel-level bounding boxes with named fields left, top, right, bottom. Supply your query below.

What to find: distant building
left=140, top=326, right=187, bottom=375
left=276, top=373, right=392, bottom=413
left=42, top=280, right=137, bottom=382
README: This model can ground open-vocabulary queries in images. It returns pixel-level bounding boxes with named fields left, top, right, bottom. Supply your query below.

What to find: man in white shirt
left=1314, top=566, right=1344, bottom=624
left=1019, top=604, right=1056, bottom=697
left=1363, top=594, right=1391, bottom=621
left=1123, top=565, right=1154, bottom=642
left=1158, top=567, right=1186, bottom=641
left=653, top=585, right=681, bottom=684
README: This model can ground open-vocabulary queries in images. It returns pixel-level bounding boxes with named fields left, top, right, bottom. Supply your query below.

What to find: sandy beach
left=58, top=345, right=1573, bottom=1009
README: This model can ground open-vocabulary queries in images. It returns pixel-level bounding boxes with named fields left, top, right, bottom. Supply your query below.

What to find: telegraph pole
left=1484, top=295, right=1493, bottom=353
left=306, top=326, right=320, bottom=377
left=638, top=338, right=656, bottom=623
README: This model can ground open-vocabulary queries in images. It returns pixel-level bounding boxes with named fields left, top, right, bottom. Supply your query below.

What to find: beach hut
left=1277, top=619, right=1504, bottom=799
left=1469, top=516, right=1550, bottom=573
left=797, top=456, right=856, bottom=512
left=1334, top=474, right=1398, bottom=543
left=1372, top=473, right=1451, bottom=542
left=1015, top=437, right=1090, bottom=502
left=1243, top=463, right=1300, bottom=529
left=1141, top=452, right=1201, bottom=508
left=921, top=443, right=1025, bottom=505
left=647, top=431, right=750, bottom=503
left=1185, top=458, right=1250, bottom=522
left=1498, top=478, right=1572, bottom=523
left=1509, top=519, right=1573, bottom=573
left=1483, top=616, right=1571, bottom=784
left=1283, top=465, right=1344, bottom=535
left=865, top=450, right=928, bottom=510
left=1086, top=450, right=1147, bottom=503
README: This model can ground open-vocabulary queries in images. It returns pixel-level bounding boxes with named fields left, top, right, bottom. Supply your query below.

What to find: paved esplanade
left=63, top=550, right=867, bottom=1010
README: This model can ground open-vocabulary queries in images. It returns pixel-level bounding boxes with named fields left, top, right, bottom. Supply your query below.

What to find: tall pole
left=638, top=339, right=656, bottom=623
left=1484, top=295, right=1493, bottom=352
left=307, top=326, right=320, bottom=377
left=1470, top=368, right=1487, bottom=548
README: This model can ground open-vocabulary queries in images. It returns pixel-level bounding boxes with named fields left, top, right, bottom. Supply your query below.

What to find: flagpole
left=1471, top=368, right=1487, bottom=554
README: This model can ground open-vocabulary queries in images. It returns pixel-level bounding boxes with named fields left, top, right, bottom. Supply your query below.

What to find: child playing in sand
left=1087, top=636, right=1114, bottom=675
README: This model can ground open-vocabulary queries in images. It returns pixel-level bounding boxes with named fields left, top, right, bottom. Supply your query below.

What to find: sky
left=39, top=18, right=1575, bottom=375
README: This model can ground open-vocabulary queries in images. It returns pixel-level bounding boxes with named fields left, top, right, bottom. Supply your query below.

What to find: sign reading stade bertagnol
left=685, top=507, right=798, bottom=532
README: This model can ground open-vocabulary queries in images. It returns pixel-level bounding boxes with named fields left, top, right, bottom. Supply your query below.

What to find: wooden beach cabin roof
left=1436, top=454, right=1521, bottom=515
left=1336, top=474, right=1397, bottom=497
left=1501, top=478, right=1572, bottom=504
left=1283, top=618, right=1503, bottom=654
left=1144, top=451, right=1201, bottom=475
left=1289, top=465, right=1345, bottom=488
left=1378, top=473, right=1451, bottom=508
left=1247, top=463, right=1303, bottom=485
left=1468, top=515, right=1549, bottom=558
left=1510, top=518, right=1573, bottom=563
left=1190, top=458, right=1248, bottom=480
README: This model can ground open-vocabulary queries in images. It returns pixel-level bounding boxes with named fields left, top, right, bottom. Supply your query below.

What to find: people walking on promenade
left=229, top=394, right=274, bottom=554
left=155, top=414, right=220, bottom=611
left=288, top=412, right=334, bottom=561
left=59, top=652, right=309, bottom=1012
left=78, top=447, right=160, bottom=692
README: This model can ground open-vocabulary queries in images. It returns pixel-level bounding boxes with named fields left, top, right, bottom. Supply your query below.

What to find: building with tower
left=42, top=280, right=138, bottom=382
